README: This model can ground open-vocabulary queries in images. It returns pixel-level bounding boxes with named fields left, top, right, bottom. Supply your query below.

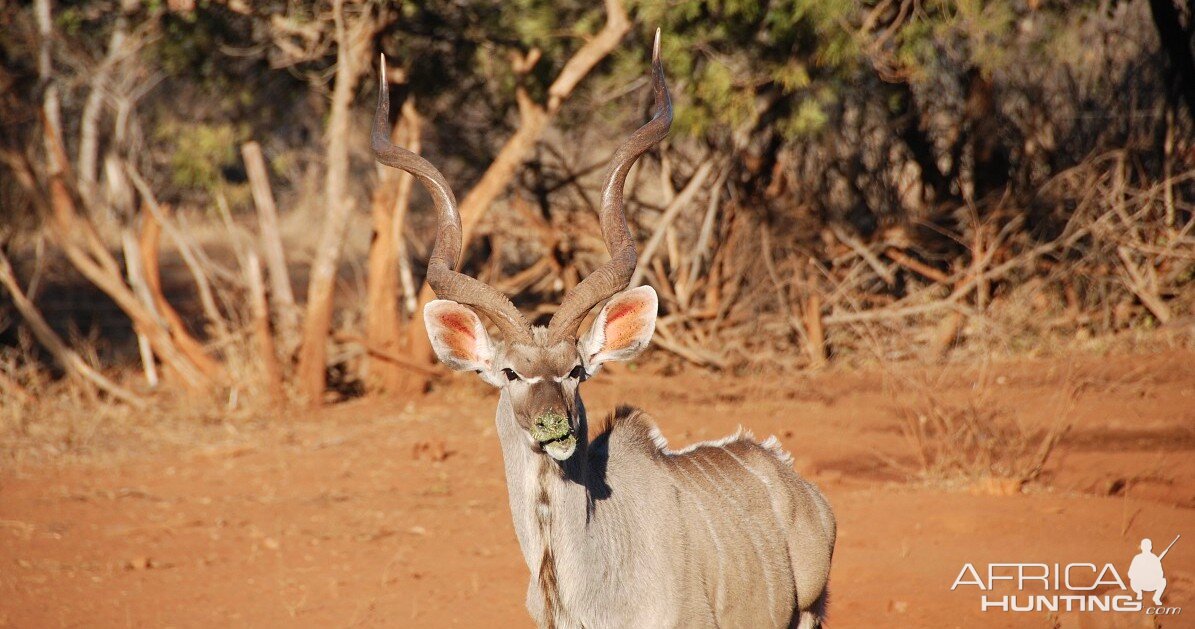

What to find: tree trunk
left=125, top=165, right=229, bottom=340
left=78, top=0, right=134, bottom=207
left=47, top=186, right=209, bottom=389
left=365, top=97, right=421, bottom=394
left=241, top=141, right=297, bottom=344
left=1148, top=0, right=1195, bottom=121
left=121, top=229, right=161, bottom=387
left=43, top=112, right=210, bottom=390
left=295, top=0, right=374, bottom=407
left=35, top=0, right=64, bottom=179
left=885, top=80, right=952, bottom=205
left=803, top=290, right=827, bottom=369
left=245, top=252, right=286, bottom=408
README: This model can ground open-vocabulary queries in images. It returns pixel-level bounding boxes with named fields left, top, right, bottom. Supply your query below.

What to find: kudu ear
left=580, top=286, right=658, bottom=371
left=424, top=299, right=495, bottom=372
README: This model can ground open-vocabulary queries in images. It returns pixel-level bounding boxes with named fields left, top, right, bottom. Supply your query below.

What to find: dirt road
left=2, top=351, right=1193, bottom=627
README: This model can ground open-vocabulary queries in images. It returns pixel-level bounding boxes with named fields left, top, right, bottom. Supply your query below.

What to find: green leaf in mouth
left=531, top=411, right=571, bottom=444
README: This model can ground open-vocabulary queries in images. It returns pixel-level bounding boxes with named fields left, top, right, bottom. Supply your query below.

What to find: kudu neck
left=494, top=389, right=601, bottom=543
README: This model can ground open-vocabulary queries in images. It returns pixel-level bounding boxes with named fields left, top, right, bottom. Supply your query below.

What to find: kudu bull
left=371, top=31, right=835, bottom=629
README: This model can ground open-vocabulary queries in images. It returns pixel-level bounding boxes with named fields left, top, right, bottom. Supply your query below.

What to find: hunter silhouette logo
left=1129, top=535, right=1179, bottom=606
left=951, top=534, right=1183, bottom=615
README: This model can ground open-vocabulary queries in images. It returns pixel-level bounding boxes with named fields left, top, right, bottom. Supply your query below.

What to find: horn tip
left=652, top=28, right=661, bottom=62
left=373, top=54, right=390, bottom=150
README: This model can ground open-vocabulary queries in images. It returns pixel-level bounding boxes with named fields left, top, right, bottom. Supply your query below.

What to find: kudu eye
left=503, top=368, right=520, bottom=382
left=568, top=365, right=585, bottom=380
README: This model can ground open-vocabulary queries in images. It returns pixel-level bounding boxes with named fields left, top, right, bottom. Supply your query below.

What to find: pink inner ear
left=438, top=312, right=477, bottom=358
left=603, top=299, right=647, bottom=350
left=605, top=301, right=637, bottom=324
left=440, top=312, right=476, bottom=338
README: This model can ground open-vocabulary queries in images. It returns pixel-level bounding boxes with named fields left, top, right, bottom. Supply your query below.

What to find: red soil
left=2, top=351, right=1193, bottom=627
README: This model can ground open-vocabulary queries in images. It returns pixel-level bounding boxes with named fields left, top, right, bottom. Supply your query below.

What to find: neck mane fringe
left=535, top=456, right=561, bottom=628
left=592, top=405, right=795, bottom=466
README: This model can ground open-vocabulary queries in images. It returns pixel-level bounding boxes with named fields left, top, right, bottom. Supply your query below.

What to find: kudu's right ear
left=424, top=300, right=495, bottom=373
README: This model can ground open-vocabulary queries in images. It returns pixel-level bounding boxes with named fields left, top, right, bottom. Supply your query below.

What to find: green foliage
left=623, top=0, right=860, bottom=139
left=507, top=0, right=561, bottom=50
left=780, top=94, right=831, bottom=137
left=53, top=6, right=89, bottom=37
left=889, top=0, right=1025, bottom=82
left=387, top=0, right=864, bottom=142
left=154, top=7, right=254, bottom=95
left=157, top=121, right=244, bottom=193
left=5, top=0, right=1174, bottom=231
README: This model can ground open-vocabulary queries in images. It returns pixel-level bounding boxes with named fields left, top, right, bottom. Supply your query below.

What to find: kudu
left=371, top=32, right=835, bottom=629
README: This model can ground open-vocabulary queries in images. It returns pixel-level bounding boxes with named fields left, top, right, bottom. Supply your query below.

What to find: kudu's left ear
left=580, top=285, right=658, bottom=371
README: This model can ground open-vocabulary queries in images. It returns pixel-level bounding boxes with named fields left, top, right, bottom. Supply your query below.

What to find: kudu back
left=371, top=31, right=836, bottom=629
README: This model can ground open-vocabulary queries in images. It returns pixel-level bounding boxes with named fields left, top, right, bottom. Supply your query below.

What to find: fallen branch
left=125, top=164, right=229, bottom=339
left=331, top=333, right=442, bottom=377
left=826, top=213, right=1091, bottom=326
left=831, top=224, right=895, bottom=285
left=138, top=210, right=224, bottom=379
left=653, top=319, right=728, bottom=368
left=884, top=248, right=949, bottom=283
left=0, top=248, right=145, bottom=407
left=1116, top=246, right=1172, bottom=323
left=759, top=224, right=809, bottom=346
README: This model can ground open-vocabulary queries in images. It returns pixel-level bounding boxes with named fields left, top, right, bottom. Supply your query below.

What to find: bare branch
left=0, top=248, right=145, bottom=407
left=630, top=161, right=714, bottom=287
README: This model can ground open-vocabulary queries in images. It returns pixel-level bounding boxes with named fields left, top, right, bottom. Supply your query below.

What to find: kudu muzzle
left=524, top=382, right=577, bottom=461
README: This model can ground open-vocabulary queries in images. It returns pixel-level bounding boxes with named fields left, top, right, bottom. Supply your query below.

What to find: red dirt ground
left=2, top=350, right=1193, bottom=627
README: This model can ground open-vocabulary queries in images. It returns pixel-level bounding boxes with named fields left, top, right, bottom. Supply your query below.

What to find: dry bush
left=1, top=381, right=271, bottom=466
left=885, top=369, right=1076, bottom=492
left=0, top=326, right=272, bottom=466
